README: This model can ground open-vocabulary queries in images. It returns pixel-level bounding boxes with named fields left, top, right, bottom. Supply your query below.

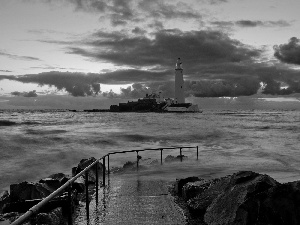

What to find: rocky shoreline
left=0, top=157, right=105, bottom=225
left=0, top=154, right=184, bottom=224
left=172, top=171, right=300, bottom=225
left=1, top=156, right=300, bottom=225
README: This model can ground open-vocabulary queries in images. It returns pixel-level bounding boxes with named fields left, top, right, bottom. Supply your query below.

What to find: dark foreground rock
left=72, top=157, right=105, bottom=184
left=174, top=171, right=300, bottom=225
left=0, top=173, right=72, bottom=224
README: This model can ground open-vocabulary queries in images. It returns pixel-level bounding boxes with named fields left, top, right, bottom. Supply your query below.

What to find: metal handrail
left=11, top=146, right=198, bottom=225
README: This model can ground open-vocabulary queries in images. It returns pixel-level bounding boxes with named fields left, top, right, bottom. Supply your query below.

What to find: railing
left=11, top=146, right=199, bottom=225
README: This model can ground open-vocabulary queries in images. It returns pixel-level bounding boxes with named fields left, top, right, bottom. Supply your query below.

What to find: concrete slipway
left=74, top=173, right=186, bottom=225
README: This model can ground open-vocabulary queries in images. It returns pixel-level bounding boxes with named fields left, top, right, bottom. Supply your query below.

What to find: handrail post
left=180, top=148, right=182, bottom=162
left=85, top=171, right=89, bottom=222
left=160, top=148, right=163, bottom=165
left=68, top=184, right=73, bottom=225
left=107, top=154, right=110, bottom=175
left=102, top=157, right=105, bottom=186
left=95, top=162, right=99, bottom=204
left=136, top=151, right=139, bottom=171
left=196, top=146, right=198, bottom=160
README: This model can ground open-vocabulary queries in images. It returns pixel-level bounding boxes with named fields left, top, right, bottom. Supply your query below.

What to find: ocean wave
left=22, top=121, right=40, bottom=125
left=0, top=120, right=17, bottom=126
left=26, top=129, right=68, bottom=135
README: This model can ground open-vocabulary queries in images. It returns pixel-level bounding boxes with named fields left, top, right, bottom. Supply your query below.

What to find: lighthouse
left=175, top=58, right=185, bottom=103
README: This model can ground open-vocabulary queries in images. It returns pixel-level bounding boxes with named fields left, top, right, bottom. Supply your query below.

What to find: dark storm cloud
left=236, top=20, right=290, bottom=28
left=11, top=90, right=38, bottom=97
left=70, top=29, right=261, bottom=69
left=3, top=69, right=171, bottom=96
left=148, top=21, right=164, bottom=30
left=132, top=27, right=147, bottom=35
left=13, top=72, right=102, bottom=97
left=211, top=20, right=291, bottom=28
left=39, top=0, right=202, bottom=26
left=208, top=0, right=228, bottom=4
left=138, top=0, right=201, bottom=20
left=0, top=51, right=41, bottom=61
left=274, top=37, right=300, bottom=65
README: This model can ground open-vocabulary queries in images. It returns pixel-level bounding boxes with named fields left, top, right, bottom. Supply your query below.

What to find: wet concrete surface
left=74, top=173, right=186, bottom=225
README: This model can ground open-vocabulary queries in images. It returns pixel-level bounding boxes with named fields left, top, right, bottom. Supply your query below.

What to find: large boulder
left=34, top=207, right=65, bottom=225
left=10, top=181, right=53, bottom=202
left=0, top=191, right=10, bottom=214
left=39, top=173, right=69, bottom=191
left=233, top=180, right=300, bottom=225
left=178, top=171, right=300, bottom=225
left=73, top=157, right=104, bottom=184
left=203, top=171, right=279, bottom=225
left=175, top=176, right=201, bottom=196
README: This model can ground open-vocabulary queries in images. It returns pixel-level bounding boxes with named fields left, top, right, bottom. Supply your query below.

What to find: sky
left=0, top=0, right=300, bottom=108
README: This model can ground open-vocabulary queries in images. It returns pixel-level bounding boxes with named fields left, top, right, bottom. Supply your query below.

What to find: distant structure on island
left=110, top=58, right=200, bottom=112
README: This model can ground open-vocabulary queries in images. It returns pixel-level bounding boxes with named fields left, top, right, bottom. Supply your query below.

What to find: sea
left=1, top=96, right=300, bottom=193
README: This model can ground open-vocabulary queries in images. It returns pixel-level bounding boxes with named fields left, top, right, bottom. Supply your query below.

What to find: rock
left=38, top=173, right=70, bottom=193
left=234, top=180, right=300, bottom=225
left=74, top=157, right=104, bottom=184
left=48, top=173, right=69, bottom=185
left=123, top=161, right=136, bottom=170
left=35, top=207, right=65, bottom=225
left=187, top=176, right=231, bottom=216
left=73, top=176, right=85, bottom=193
left=149, top=159, right=159, bottom=165
left=175, top=176, right=201, bottom=196
left=165, top=155, right=187, bottom=163
left=204, top=171, right=279, bottom=225
left=10, top=181, right=53, bottom=202
left=0, top=190, right=10, bottom=214
left=176, top=171, right=300, bottom=225
left=182, top=180, right=209, bottom=201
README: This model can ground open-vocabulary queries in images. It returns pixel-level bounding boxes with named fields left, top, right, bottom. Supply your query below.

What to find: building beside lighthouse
left=109, top=57, right=200, bottom=112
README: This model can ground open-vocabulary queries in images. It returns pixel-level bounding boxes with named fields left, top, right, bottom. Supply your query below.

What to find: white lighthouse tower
left=175, top=58, right=185, bottom=103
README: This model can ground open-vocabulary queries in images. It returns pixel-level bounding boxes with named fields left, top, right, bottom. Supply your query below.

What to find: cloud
left=11, top=90, right=38, bottom=97
left=36, top=0, right=202, bottom=27
left=70, top=29, right=261, bottom=70
left=211, top=20, right=291, bottom=29
left=0, top=51, right=41, bottom=61
left=138, top=0, right=201, bottom=20
left=0, top=70, right=12, bottom=73
left=13, top=72, right=102, bottom=97
left=236, top=20, right=291, bottom=28
left=274, top=37, right=300, bottom=65
left=132, top=27, right=147, bottom=35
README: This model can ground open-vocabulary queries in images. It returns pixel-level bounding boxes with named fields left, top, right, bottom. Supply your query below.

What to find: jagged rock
left=10, top=181, right=53, bottom=202
left=165, top=155, right=187, bottom=163
left=203, top=171, right=279, bottom=225
left=123, top=161, right=136, bottom=169
left=176, top=171, right=300, bottom=225
left=182, top=180, right=209, bottom=201
left=73, top=157, right=104, bottom=184
left=35, top=207, right=65, bottom=225
left=149, top=159, right=159, bottom=165
left=0, top=190, right=10, bottom=213
left=233, top=180, right=300, bottom=225
left=175, top=176, right=201, bottom=196
left=73, top=176, right=85, bottom=193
